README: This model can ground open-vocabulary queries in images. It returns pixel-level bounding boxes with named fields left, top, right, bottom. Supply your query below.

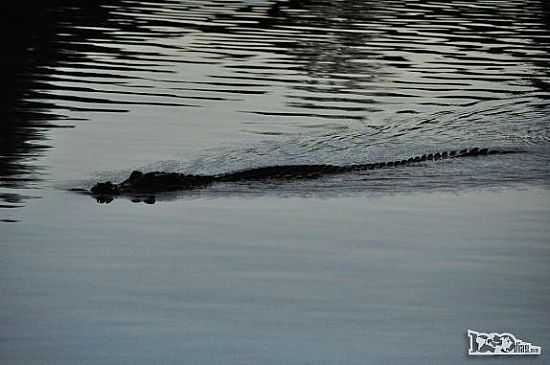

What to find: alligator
left=90, top=147, right=522, bottom=202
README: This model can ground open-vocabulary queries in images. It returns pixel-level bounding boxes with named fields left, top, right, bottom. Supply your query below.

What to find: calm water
left=1, top=1, right=550, bottom=364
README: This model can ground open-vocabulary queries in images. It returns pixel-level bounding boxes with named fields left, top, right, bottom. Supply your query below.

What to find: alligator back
left=216, top=147, right=522, bottom=181
left=90, top=147, right=524, bottom=198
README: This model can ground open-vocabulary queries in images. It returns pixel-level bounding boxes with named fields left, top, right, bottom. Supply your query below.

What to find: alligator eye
left=129, top=170, right=144, bottom=181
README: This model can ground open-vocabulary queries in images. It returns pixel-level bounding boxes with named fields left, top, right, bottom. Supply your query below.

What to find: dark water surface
left=1, top=1, right=550, bottom=364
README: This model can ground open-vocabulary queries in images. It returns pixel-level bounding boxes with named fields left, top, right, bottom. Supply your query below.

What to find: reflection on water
left=2, top=0, right=550, bottom=207
left=2, top=3, right=550, bottom=364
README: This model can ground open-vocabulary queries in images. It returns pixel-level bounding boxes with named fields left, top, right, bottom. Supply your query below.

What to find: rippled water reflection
left=2, top=0, right=550, bottom=207
left=2, top=3, right=550, bottom=364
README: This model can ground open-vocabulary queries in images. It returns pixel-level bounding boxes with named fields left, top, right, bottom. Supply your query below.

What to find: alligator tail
left=347, top=147, right=522, bottom=171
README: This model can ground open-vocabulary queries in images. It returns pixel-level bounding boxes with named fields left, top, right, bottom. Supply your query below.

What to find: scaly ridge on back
left=90, top=147, right=523, bottom=200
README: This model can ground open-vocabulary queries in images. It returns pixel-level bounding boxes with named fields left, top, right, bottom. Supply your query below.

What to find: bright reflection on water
left=1, top=1, right=550, bottom=364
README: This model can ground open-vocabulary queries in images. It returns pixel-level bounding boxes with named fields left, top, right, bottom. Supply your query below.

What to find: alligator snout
left=91, top=181, right=119, bottom=196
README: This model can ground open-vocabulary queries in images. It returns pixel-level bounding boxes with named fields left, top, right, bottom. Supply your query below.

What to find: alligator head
left=90, top=170, right=216, bottom=203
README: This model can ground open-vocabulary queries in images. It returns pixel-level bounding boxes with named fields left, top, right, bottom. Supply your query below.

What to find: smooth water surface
left=1, top=1, right=550, bottom=363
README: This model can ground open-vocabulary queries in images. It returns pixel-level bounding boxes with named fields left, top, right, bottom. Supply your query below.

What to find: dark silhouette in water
left=90, top=147, right=522, bottom=203
left=1, top=0, right=180, bottom=206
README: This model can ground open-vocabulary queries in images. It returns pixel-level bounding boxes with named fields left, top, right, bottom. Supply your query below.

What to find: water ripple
left=2, top=0, right=550, bottom=207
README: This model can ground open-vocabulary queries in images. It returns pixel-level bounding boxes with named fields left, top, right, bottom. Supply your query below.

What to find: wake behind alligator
left=90, top=147, right=522, bottom=202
